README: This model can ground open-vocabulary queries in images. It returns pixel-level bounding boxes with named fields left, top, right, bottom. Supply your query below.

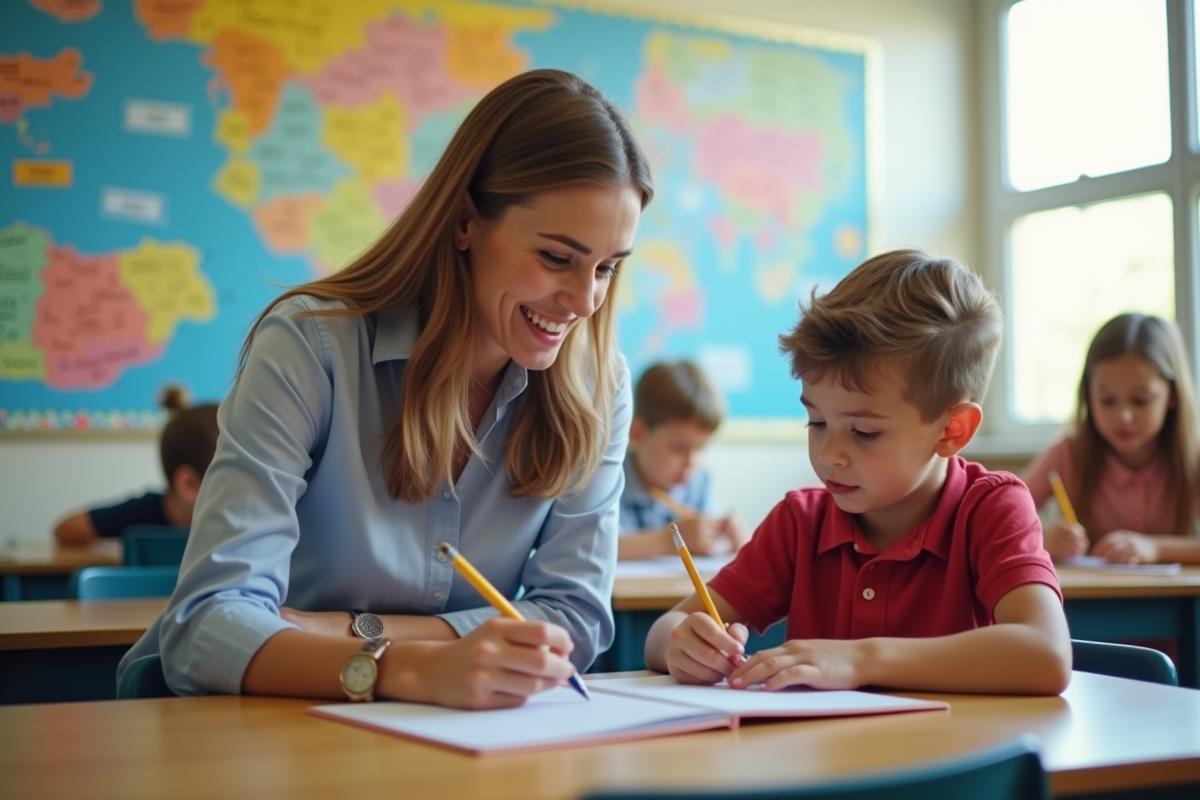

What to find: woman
left=118, top=69, right=653, bottom=709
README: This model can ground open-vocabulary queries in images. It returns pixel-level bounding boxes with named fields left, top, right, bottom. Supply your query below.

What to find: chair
left=121, top=524, right=189, bottom=566
left=117, top=655, right=176, bottom=699
left=68, top=566, right=179, bottom=601
left=580, top=736, right=1048, bottom=800
left=1071, top=639, right=1179, bottom=686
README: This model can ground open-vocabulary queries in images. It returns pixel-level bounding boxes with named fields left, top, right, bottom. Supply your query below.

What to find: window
left=982, top=0, right=1200, bottom=442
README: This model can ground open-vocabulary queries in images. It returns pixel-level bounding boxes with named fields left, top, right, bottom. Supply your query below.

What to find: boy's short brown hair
left=779, top=249, right=1003, bottom=422
left=633, top=360, right=724, bottom=431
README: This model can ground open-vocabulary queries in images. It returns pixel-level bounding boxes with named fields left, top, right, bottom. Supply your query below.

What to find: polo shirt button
left=443, top=491, right=451, bottom=499
left=853, top=543, right=860, bottom=552
left=862, top=587, right=876, bottom=600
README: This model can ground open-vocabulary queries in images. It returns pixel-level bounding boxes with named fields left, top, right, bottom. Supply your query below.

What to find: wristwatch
left=348, top=609, right=384, bottom=639
left=339, top=637, right=392, bottom=702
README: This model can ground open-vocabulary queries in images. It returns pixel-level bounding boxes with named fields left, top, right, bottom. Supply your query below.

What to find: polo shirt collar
left=370, top=304, right=529, bottom=404
left=815, top=456, right=965, bottom=561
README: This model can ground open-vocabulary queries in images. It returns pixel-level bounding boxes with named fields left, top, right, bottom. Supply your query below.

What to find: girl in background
left=54, top=385, right=219, bottom=542
left=1023, top=313, right=1200, bottom=564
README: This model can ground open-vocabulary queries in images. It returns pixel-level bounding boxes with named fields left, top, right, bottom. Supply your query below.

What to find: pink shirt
left=709, top=457, right=1060, bottom=641
left=1022, top=438, right=1179, bottom=542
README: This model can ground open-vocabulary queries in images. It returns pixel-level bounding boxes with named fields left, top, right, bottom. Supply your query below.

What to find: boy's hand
left=664, top=612, right=747, bottom=685
left=1092, top=530, right=1158, bottom=564
left=1044, top=519, right=1088, bottom=560
left=719, top=514, right=750, bottom=550
left=727, top=639, right=866, bottom=691
left=674, top=515, right=728, bottom=555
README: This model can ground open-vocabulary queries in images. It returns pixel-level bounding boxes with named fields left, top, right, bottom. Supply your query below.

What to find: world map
left=1, top=0, right=868, bottom=432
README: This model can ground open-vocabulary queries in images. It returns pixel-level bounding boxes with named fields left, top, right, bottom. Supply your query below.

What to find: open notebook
left=1057, top=555, right=1182, bottom=575
left=309, top=674, right=948, bottom=756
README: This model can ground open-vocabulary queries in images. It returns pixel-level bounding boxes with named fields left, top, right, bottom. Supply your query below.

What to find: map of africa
left=1, top=0, right=869, bottom=432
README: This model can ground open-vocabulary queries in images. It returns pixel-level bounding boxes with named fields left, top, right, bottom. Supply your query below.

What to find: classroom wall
left=1, top=0, right=978, bottom=545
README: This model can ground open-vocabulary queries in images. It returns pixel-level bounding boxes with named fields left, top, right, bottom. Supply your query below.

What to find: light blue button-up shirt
left=118, top=295, right=629, bottom=695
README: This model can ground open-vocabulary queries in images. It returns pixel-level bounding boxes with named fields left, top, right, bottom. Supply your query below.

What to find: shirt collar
left=371, top=305, right=420, bottom=364
left=370, top=304, right=529, bottom=405
left=815, top=456, right=965, bottom=561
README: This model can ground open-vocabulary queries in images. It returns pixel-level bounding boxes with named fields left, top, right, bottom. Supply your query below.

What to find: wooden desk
left=0, top=598, right=162, bottom=704
left=608, top=567, right=1200, bottom=687
left=0, top=540, right=122, bottom=601
left=0, top=672, right=1196, bottom=799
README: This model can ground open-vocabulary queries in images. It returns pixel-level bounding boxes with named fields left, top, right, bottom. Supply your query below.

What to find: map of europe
left=1, top=0, right=868, bottom=431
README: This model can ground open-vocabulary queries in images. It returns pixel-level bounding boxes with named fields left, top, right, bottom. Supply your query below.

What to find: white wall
left=1, top=0, right=976, bottom=544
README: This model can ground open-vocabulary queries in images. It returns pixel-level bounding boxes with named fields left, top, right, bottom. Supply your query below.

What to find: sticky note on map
left=13, top=160, right=72, bottom=187
left=100, top=186, right=168, bottom=226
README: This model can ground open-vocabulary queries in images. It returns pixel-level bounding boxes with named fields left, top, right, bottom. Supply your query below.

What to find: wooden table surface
left=0, top=598, right=164, bottom=650
left=0, top=539, right=122, bottom=575
left=612, top=565, right=1200, bottom=610
left=0, top=671, right=1196, bottom=799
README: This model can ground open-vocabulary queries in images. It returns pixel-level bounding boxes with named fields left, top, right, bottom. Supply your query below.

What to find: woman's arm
left=436, top=359, right=635, bottom=671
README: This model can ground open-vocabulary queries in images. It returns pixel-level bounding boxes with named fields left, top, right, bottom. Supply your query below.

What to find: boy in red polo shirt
left=645, top=249, right=1073, bottom=695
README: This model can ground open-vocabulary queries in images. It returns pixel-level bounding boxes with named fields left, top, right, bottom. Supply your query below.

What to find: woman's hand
left=727, top=639, right=868, bottom=691
left=1093, top=530, right=1159, bottom=564
left=663, top=612, right=747, bottom=685
left=381, top=617, right=577, bottom=710
left=280, top=608, right=353, bottom=638
left=1044, top=519, right=1089, bottom=560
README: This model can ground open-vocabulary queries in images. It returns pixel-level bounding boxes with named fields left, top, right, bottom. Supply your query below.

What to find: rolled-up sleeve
left=437, top=359, right=632, bottom=670
left=158, top=297, right=331, bottom=695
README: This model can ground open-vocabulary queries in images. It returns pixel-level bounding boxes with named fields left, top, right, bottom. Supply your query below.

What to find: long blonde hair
left=240, top=70, right=653, bottom=503
left=1071, top=313, right=1200, bottom=536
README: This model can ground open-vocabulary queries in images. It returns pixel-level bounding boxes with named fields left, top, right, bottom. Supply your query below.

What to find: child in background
left=1023, top=313, right=1200, bottom=565
left=618, top=360, right=747, bottom=560
left=54, top=386, right=219, bottom=542
left=645, top=249, right=1072, bottom=695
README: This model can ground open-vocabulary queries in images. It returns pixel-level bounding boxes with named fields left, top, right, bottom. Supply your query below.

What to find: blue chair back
left=69, top=566, right=179, bottom=601
left=1071, top=639, right=1178, bottom=685
left=121, top=524, right=189, bottom=566
left=117, top=655, right=176, bottom=699
left=580, top=736, right=1048, bottom=800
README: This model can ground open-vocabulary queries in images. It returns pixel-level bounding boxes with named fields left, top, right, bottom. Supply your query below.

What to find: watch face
left=353, top=613, right=384, bottom=639
left=342, top=655, right=377, bottom=694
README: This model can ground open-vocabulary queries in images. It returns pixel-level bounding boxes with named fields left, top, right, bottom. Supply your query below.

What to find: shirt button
left=443, top=491, right=451, bottom=499
left=437, top=552, right=447, bottom=562
left=862, top=588, right=876, bottom=600
left=434, top=591, right=443, bottom=600
left=853, top=543, right=860, bottom=552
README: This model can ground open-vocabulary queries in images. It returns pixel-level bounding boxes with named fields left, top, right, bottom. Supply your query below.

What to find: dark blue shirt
left=88, top=492, right=171, bottom=537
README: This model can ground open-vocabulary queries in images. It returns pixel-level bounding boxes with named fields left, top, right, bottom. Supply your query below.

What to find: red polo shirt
left=709, top=457, right=1061, bottom=640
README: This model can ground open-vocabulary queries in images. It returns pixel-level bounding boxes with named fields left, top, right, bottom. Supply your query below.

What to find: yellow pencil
left=650, top=487, right=695, bottom=519
left=438, top=542, right=589, bottom=700
left=1048, top=470, right=1078, bottom=526
left=669, top=522, right=724, bottom=628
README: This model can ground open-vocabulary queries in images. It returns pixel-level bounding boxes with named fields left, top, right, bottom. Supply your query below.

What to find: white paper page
left=614, top=554, right=735, bottom=579
left=1057, top=555, right=1182, bottom=575
left=311, top=685, right=724, bottom=754
left=593, top=675, right=947, bottom=717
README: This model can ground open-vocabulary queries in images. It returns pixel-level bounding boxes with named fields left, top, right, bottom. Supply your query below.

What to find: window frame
left=978, top=0, right=1200, bottom=448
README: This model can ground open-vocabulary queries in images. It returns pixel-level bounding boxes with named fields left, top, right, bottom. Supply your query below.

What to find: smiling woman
left=116, top=70, right=654, bottom=710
